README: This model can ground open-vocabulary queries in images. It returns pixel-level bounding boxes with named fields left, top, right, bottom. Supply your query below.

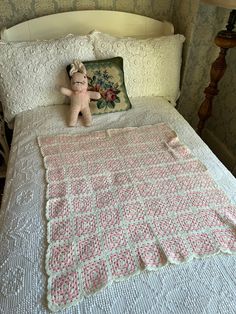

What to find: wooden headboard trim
left=1, top=10, right=174, bottom=41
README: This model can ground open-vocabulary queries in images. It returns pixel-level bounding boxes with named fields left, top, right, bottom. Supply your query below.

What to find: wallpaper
left=0, top=0, right=235, bottom=172
left=0, top=0, right=173, bottom=29
left=173, top=0, right=236, bottom=172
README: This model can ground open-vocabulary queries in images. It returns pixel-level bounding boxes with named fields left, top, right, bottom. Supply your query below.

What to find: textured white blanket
left=1, top=97, right=236, bottom=313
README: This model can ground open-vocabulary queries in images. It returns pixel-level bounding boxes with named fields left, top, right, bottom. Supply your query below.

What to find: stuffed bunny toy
left=60, top=60, right=101, bottom=127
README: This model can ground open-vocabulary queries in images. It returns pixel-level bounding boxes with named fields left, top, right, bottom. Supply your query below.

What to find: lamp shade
left=201, top=0, right=236, bottom=9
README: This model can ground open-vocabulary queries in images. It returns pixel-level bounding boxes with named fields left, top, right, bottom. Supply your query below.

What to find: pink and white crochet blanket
left=38, top=123, right=236, bottom=312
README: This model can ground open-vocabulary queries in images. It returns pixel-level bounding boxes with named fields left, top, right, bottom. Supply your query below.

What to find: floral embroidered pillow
left=83, top=57, right=132, bottom=115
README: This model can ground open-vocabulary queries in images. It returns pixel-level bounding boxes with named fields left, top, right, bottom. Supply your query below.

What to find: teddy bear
left=60, top=60, right=101, bottom=127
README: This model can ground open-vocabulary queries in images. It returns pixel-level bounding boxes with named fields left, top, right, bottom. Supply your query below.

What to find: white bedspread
left=1, top=97, right=236, bottom=314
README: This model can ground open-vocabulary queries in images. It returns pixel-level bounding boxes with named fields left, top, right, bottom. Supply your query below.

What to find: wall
left=172, top=0, right=236, bottom=173
left=0, top=0, right=235, bottom=172
left=0, top=0, right=173, bottom=29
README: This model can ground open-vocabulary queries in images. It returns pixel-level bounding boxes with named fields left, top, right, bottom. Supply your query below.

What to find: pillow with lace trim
left=90, top=31, right=185, bottom=105
left=0, top=35, right=96, bottom=123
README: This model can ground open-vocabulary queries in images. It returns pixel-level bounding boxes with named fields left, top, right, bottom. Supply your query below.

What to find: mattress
left=1, top=96, right=236, bottom=314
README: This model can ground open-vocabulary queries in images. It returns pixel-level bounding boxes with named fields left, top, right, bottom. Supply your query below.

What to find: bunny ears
left=66, top=59, right=87, bottom=78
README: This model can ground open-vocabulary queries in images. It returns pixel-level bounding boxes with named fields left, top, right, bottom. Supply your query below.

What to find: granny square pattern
left=38, top=123, right=236, bottom=312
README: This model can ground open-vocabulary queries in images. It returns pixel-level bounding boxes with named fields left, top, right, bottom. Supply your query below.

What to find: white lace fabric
left=0, top=32, right=184, bottom=124
left=1, top=97, right=236, bottom=313
left=91, top=32, right=185, bottom=103
left=0, top=35, right=96, bottom=123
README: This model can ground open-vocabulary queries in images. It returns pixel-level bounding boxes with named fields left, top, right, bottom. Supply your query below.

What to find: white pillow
left=90, top=31, right=185, bottom=104
left=0, top=35, right=96, bottom=123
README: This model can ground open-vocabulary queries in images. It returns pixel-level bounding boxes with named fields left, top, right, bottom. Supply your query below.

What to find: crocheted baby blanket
left=38, top=123, right=236, bottom=312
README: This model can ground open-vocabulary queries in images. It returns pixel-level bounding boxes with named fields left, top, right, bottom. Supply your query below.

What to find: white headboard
left=1, top=10, right=174, bottom=41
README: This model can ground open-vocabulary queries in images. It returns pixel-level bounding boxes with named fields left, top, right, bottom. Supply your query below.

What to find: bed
left=0, top=10, right=236, bottom=314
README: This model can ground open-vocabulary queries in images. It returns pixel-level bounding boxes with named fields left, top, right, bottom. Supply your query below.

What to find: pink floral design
left=88, top=69, right=121, bottom=110
left=104, top=88, right=117, bottom=102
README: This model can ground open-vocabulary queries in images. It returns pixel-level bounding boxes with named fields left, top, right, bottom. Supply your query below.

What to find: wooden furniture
left=197, top=7, right=236, bottom=136
left=1, top=10, right=173, bottom=41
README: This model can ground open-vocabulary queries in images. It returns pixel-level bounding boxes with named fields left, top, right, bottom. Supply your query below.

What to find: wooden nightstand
left=197, top=8, right=236, bottom=136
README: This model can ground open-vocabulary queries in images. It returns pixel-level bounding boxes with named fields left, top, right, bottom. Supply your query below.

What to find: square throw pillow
left=0, top=35, right=96, bottom=123
left=90, top=31, right=185, bottom=105
left=82, top=57, right=132, bottom=115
